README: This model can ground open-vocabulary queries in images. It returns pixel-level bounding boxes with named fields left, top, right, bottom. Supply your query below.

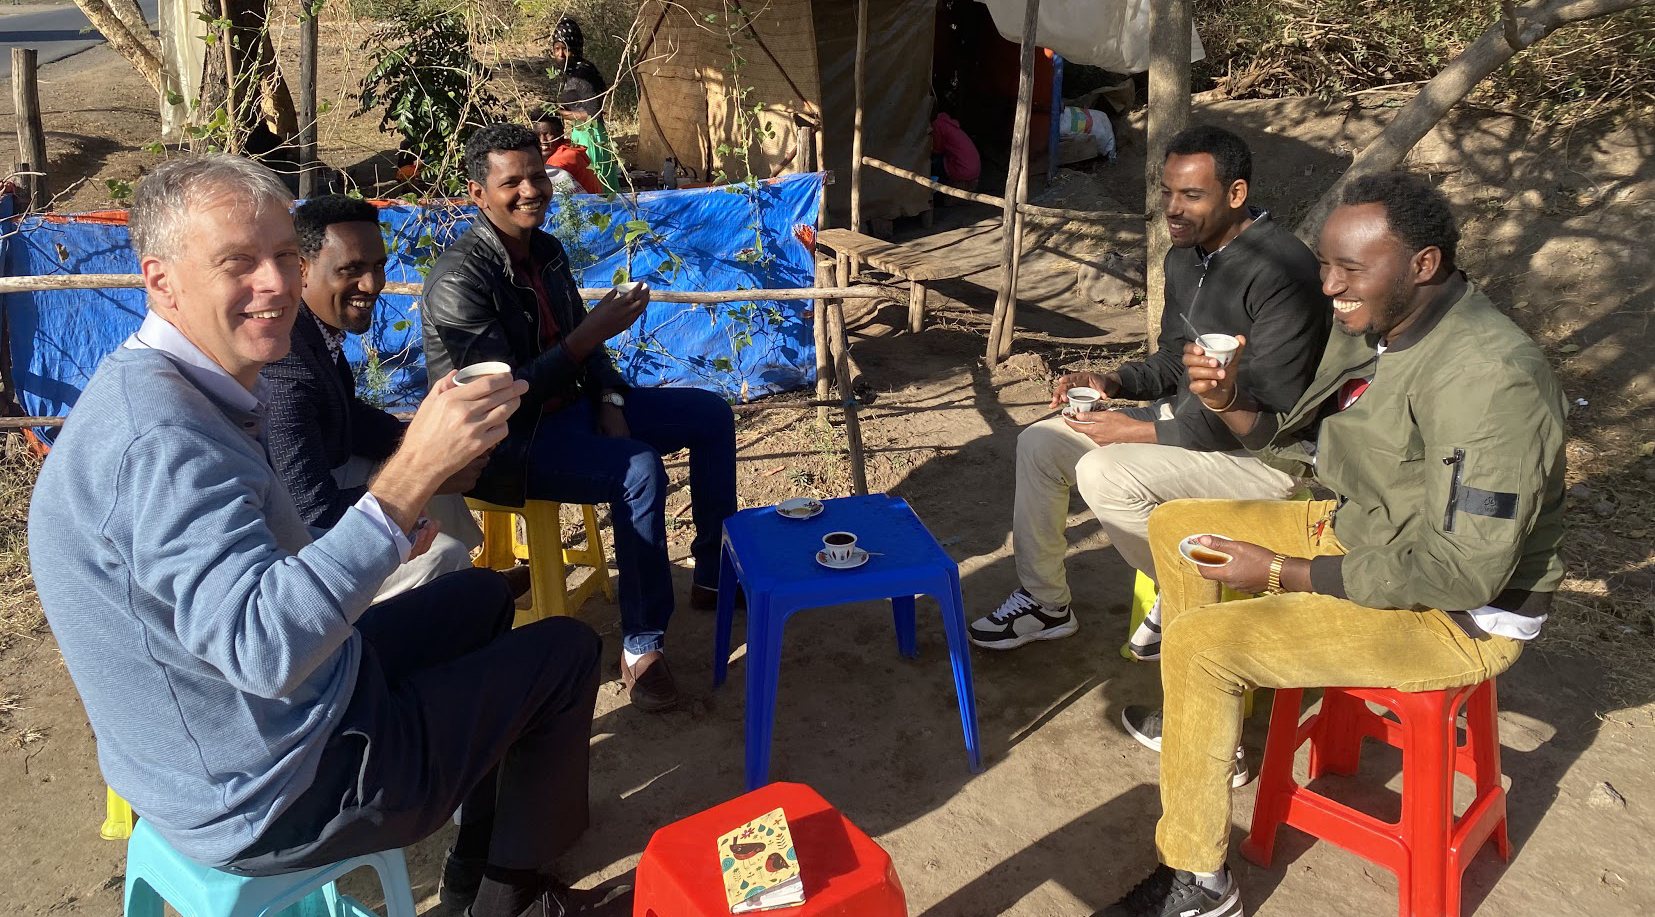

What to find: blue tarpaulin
left=2, top=173, right=822, bottom=426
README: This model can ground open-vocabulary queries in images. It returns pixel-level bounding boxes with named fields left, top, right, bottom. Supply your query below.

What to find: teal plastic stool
left=123, top=819, right=416, bottom=917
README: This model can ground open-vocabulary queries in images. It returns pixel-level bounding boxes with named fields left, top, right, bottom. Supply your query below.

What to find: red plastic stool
left=1241, top=680, right=1509, bottom=917
left=634, top=782, right=905, bottom=917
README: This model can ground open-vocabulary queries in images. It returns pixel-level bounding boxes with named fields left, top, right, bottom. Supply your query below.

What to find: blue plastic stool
left=714, top=494, right=983, bottom=791
left=123, top=818, right=416, bottom=917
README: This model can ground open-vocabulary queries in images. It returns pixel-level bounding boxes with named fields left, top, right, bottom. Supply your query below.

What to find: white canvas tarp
left=976, top=0, right=1204, bottom=74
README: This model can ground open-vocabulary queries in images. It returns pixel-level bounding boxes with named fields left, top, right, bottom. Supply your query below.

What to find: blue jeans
left=525, top=388, right=737, bottom=655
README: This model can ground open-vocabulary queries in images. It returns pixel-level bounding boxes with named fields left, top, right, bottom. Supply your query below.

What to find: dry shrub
left=1194, top=0, right=1655, bottom=124
left=0, top=437, right=43, bottom=654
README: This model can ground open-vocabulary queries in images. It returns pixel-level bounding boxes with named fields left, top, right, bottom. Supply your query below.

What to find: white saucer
left=1178, top=533, right=1233, bottom=567
left=1062, top=406, right=1097, bottom=425
left=776, top=497, right=825, bottom=520
left=816, top=548, right=870, bottom=570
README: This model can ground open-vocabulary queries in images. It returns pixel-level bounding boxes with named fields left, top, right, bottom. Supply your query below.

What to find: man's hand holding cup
left=1183, top=334, right=1248, bottom=413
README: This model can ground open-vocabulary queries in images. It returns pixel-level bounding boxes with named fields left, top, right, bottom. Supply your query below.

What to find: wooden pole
left=860, top=155, right=1137, bottom=226
left=1144, top=0, right=1192, bottom=342
left=814, top=257, right=833, bottom=429
left=848, top=0, right=868, bottom=234
left=793, top=123, right=813, bottom=175
left=0, top=274, right=891, bottom=302
left=11, top=48, right=48, bottom=205
left=829, top=297, right=869, bottom=496
left=297, top=0, right=319, bottom=198
left=985, top=0, right=1041, bottom=365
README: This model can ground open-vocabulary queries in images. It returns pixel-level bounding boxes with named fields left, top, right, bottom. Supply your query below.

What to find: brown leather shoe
left=689, top=584, right=745, bottom=612
left=620, top=651, right=680, bottom=713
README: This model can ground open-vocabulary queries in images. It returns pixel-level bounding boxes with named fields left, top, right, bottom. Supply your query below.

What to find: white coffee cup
left=1065, top=385, right=1102, bottom=413
left=822, top=531, right=858, bottom=563
left=1197, top=333, right=1240, bottom=367
left=453, top=361, right=512, bottom=385
left=614, top=280, right=649, bottom=297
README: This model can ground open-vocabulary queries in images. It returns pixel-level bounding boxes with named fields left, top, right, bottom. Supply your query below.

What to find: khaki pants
left=1012, top=415, right=1299, bottom=607
left=1146, top=498, right=1526, bottom=872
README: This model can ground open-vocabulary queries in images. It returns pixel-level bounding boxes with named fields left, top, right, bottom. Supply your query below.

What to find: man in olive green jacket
left=1095, top=172, right=1567, bottom=917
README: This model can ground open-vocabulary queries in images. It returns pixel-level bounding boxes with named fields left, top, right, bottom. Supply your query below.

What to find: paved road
left=0, top=0, right=161, bottom=79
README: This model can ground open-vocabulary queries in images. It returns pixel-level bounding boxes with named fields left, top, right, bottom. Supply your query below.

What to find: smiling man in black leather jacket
left=421, top=123, right=737, bottom=714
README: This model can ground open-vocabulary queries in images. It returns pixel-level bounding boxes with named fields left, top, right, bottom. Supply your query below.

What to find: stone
left=1077, top=252, right=1147, bottom=307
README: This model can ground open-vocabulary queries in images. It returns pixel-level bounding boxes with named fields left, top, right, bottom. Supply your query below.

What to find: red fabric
left=930, top=113, right=981, bottom=183
left=544, top=140, right=603, bottom=194
left=1337, top=378, right=1371, bottom=411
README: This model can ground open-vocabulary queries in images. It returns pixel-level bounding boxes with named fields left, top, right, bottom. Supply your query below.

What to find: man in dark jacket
left=970, top=125, right=1331, bottom=655
left=265, top=195, right=501, bottom=601
left=421, top=123, right=737, bottom=714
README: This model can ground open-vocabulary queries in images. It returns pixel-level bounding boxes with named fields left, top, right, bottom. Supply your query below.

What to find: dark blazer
left=264, top=304, right=407, bottom=527
left=421, top=221, right=628, bottom=507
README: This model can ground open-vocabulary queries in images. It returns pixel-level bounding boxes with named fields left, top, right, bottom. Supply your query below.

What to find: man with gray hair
left=29, top=155, right=627, bottom=916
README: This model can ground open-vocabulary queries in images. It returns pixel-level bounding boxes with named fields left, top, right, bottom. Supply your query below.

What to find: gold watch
left=1266, top=554, right=1288, bottom=595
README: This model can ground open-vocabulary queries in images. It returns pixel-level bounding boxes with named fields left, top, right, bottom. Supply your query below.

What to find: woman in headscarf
left=550, top=16, right=620, bottom=192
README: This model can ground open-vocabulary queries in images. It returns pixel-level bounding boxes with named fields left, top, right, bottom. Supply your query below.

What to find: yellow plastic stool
left=102, top=786, right=134, bottom=840
left=467, top=499, right=616, bottom=628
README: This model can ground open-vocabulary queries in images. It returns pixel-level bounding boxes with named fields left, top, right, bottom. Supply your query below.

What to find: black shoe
left=530, top=877, right=633, bottom=916
left=440, top=852, right=486, bottom=910
left=1121, top=706, right=1251, bottom=788
left=1095, top=864, right=1243, bottom=917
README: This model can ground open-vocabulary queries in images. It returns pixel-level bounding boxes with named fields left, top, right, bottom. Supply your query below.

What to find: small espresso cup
left=822, top=531, right=858, bottom=563
left=454, top=361, right=513, bottom=385
left=1196, top=333, right=1240, bottom=367
left=614, top=280, right=650, bottom=297
left=1065, top=385, right=1102, bottom=414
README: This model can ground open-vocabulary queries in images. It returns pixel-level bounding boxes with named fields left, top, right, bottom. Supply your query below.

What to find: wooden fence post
left=297, top=2, right=319, bottom=198
left=849, top=0, right=868, bottom=235
left=11, top=48, right=48, bottom=206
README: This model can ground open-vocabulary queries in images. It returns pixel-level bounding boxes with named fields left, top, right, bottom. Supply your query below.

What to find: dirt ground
left=4, top=14, right=1655, bottom=917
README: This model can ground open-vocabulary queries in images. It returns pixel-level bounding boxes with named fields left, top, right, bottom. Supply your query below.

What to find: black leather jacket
left=421, top=220, right=627, bottom=506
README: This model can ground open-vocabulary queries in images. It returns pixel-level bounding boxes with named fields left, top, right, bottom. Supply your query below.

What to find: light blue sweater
left=29, top=345, right=402, bottom=865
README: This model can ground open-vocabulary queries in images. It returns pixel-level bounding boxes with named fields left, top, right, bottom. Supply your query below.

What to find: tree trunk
left=196, top=0, right=298, bottom=154
left=1143, top=0, right=1192, bottom=343
left=70, top=0, right=163, bottom=94
left=106, top=0, right=160, bottom=60
left=1296, top=0, right=1652, bottom=241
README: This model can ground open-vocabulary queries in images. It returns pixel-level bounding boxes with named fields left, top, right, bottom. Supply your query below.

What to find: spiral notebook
left=717, top=806, right=805, bottom=913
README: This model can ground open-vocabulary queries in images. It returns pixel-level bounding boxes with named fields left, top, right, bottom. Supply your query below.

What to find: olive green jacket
left=1240, top=279, right=1567, bottom=613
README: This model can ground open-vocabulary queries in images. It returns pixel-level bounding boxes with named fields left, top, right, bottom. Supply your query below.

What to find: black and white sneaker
left=1095, top=864, right=1244, bottom=917
left=1121, top=706, right=1252, bottom=788
left=968, top=588, right=1078, bottom=650
left=1127, top=596, right=1162, bottom=661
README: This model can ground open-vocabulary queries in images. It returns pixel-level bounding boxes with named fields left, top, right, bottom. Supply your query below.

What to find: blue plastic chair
left=123, top=818, right=416, bottom=917
left=714, top=493, right=983, bottom=790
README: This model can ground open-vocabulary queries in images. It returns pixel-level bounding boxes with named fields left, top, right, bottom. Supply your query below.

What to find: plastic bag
left=977, top=0, right=1204, bottom=74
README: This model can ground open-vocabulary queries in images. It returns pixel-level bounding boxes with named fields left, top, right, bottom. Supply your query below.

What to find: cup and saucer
left=776, top=496, right=825, bottom=520
left=816, top=531, right=870, bottom=569
left=1061, top=385, right=1102, bottom=424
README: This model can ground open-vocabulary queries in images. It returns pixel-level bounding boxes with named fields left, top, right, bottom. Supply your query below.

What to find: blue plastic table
left=714, top=494, right=983, bottom=790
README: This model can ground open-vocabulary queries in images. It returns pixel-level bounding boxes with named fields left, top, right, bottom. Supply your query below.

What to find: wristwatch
left=601, top=391, right=626, bottom=409
left=1265, top=554, right=1288, bottom=595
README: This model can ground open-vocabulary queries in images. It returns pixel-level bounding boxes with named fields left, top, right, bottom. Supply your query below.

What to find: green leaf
left=712, top=357, right=733, bottom=372
left=392, top=319, right=411, bottom=331
left=612, top=266, right=630, bottom=286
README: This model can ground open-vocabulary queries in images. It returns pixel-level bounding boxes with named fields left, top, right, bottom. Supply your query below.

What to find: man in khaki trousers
left=970, top=125, right=1330, bottom=654
left=1097, top=172, right=1567, bottom=917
